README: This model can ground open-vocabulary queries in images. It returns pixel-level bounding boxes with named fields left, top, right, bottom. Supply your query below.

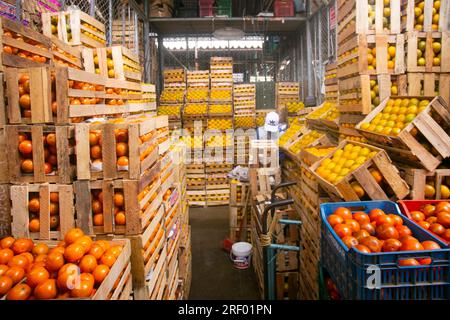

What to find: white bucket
left=230, top=242, right=252, bottom=270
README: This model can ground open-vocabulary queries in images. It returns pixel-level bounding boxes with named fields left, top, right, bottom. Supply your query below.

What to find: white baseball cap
left=264, top=112, right=279, bottom=132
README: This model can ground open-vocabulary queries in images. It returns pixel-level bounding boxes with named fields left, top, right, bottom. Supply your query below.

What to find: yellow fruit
left=425, top=184, right=436, bottom=199
left=441, top=185, right=450, bottom=199
left=351, top=182, right=365, bottom=198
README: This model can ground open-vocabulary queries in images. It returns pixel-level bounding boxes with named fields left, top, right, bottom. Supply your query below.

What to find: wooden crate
left=208, top=103, right=233, bottom=117
left=186, top=190, right=207, bottom=207
left=402, top=0, right=450, bottom=32
left=127, top=200, right=166, bottom=300
left=0, top=17, right=53, bottom=72
left=186, top=70, right=209, bottom=84
left=75, top=116, right=158, bottom=181
left=164, top=68, right=185, bottom=84
left=401, top=167, right=450, bottom=200
left=210, top=84, right=233, bottom=102
left=338, top=0, right=401, bottom=42
left=406, top=32, right=450, bottom=72
left=276, top=272, right=299, bottom=300
left=6, top=125, right=75, bottom=184
left=234, top=114, right=256, bottom=129
left=10, top=183, right=74, bottom=240
left=50, top=35, right=83, bottom=70
left=406, top=73, right=450, bottom=105
left=210, top=70, right=233, bottom=84
left=160, top=84, right=185, bottom=104
left=0, top=125, right=8, bottom=184
left=356, top=96, right=450, bottom=171
left=310, top=140, right=410, bottom=201
left=42, top=10, right=106, bottom=48
left=83, top=46, right=142, bottom=82
left=338, top=74, right=407, bottom=114
left=0, top=184, right=11, bottom=237
left=210, top=57, right=233, bottom=70
left=337, top=34, right=405, bottom=78
left=74, top=171, right=161, bottom=236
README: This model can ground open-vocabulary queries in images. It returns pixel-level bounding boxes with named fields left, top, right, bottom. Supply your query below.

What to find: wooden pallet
left=337, top=34, right=405, bottom=78
left=402, top=0, right=450, bottom=32
left=75, top=116, right=158, bottom=181
left=310, top=140, right=410, bottom=201
left=405, top=31, right=450, bottom=73
left=42, top=10, right=106, bottom=48
left=356, top=96, right=450, bottom=172
left=0, top=17, right=53, bottom=72
left=406, top=73, right=450, bottom=105
left=338, top=74, right=407, bottom=114
left=10, top=183, right=74, bottom=240
left=400, top=167, right=450, bottom=200
left=6, top=125, right=75, bottom=184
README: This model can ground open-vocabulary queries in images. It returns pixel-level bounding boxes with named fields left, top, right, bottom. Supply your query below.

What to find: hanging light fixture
left=213, top=27, right=245, bottom=41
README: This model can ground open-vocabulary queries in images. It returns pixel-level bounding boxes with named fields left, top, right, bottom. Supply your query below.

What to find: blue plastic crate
left=320, top=200, right=450, bottom=300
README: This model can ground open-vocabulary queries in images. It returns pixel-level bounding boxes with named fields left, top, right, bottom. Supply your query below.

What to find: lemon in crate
left=288, top=130, right=324, bottom=154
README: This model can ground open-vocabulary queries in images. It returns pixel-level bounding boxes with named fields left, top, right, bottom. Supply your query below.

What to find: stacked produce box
left=275, top=82, right=301, bottom=124
left=229, top=180, right=251, bottom=242
left=158, top=69, right=186, bottom=129
left=233, top=84, right=256, bottom=165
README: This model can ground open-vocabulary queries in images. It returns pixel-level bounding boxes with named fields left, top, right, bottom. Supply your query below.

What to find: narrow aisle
left=188, top=207, right=260, bottom=300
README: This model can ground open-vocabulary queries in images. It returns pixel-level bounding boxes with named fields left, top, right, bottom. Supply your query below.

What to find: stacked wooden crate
left=111, top=19, right=144, bottom=67
left=402, top=0, right=450, bottom=105
left=229, top=180, right=251, bottom=242
left=159, top=70, right=186, bottom=130
left=324, top=62, right=339, bottom=104
left=275, top=82, right=301, bottom=123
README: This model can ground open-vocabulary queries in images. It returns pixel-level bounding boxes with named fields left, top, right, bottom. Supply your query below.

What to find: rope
left=260, top=208, right=281, bottom=247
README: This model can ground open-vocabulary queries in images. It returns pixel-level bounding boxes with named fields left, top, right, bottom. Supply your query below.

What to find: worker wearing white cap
left=256, top=111, right=287, bottom=141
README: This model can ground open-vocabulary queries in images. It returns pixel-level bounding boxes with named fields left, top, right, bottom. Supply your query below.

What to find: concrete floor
left=188, top=206, right=261, bottom=300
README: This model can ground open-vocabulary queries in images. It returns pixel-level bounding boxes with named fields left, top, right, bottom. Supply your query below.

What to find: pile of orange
left=408, top=201, right=450, bottom=242
left=0, top=229, right=122, bottom=300
left=327, top=206, right=442, bottom=266
left=28, top=191, right=60, bottom=233
left=69, top=81, right=104, bottom=105
left=52, top=46, right=81, bottom=69
left=106, top=49, right=115, bottom=78
left=90, top=189, right=126, bottom=227
left=18, top=132, right=58, bottom=175
left=2, top=30, right=48, bottom=63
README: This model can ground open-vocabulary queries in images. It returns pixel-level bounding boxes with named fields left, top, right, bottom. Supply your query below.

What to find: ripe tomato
left=410, top=211, right=426, bottom=222
left=91, top=200, right=103, bottom=214
left=57, top=263, right=79, bottom=291
left=0, top=237, right=15, bottom=249
left=354, top=244, right=371, bottom=253
left=418, top=221, right=430, bottom=230
left=375, top=214, right=394, bottom=227
left=360, top=223, right=376, bottom=236
left=436, top=202, right=450, bottom=213
left=64, top=244, right=85, bottom=263
left=64, top=228, right=85, bottom=245
left=107, top=246, right=122, bottom=259
left=0, top=248, right=13, bottom=264
left=327, top=214, right=344, bottom=227
left=0, top=275, right=13, bottom=295
left=114, top=192, right=125, bottom=207
left=93, top=264, right=109, bottom=285
left=333, top=207, right=352, bottom=220
left=18, top=140, right=32, bottom=155
left=28, top=198, right=40, bottom=213
left=421, top=241, right=441, bottom=250
left=352, top=212, right=370, bottom=225
left=436, top=211, right=450, bottom=228
left=26, top=266, right=50, bottom=288
left=29, top=218, right=40, bottom=233
left=422, top=204, right=436, bottom=217
left=116, top=142, right=129, bottom=157
left=8, top=255, right=29, bottom=269
left=93, top=214, right=104, bottom=226
left=34, top=279, right=57, bottom=299
left=344, top=219, right=360, bottom=233
left=417, top=258, right=432, bottom=265
left=427, top=216, right=438, bottom=224
left=382, top=239, right=402, bottom=252
left=376, top=224, right=399, bottom=240
left=388, top=214, right=403, bottom=227
left=90, top=145, right=102, bottom=159
left=70, top=279, right=93, bottom=298
left=353, top=230, right=370, bottom=243
left=89, top=132, right=99, bottom=146
left=398, top=259, right=420, bottom=267
left=117, top=156, right=129, bottom=167
left=20, top=252, right=34, bottom=265
left=0, top=264, right=9, bottom=276
left=369, top=209, right=385, bottom=222
left=100, top=252, right=116, bottom=268
left=12, top=238, right=34, bottom=255
left=360, top=236, right=382, bottom=253
left=95, top=240, right=110, bottom=252
left=400, top=238, right=424, bottom=251
left=333, top=224, right=353, bottom=239
left=44, top=162, right=53, bottom=174
left=50, top=216, right=59, bottom=229
left=45, top=133, right=57, bottom=146
left=46, top=251, right=65, bottom=272
left=430, top=223, right=446, bottom=235
left=396, top=225, right=412, bottom=238
left=21, top=159, right=34, bottom=173
left=115, top=212, right=126, bottom=225
left=6, top=283, right=32, bottom=300
left=5, top=266, right=25, bottom=284
left=79, top=255, right=97, bottom=273
left=341, top=236, right=358, bottom=249
left=442, top=229, right=450, bottom=242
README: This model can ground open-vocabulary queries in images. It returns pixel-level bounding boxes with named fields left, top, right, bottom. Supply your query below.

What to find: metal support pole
left=90, top=0, right=96, bottom=17
left=15, top=0, right=22, bottom=22
left=134, top=12, right=139, bottom=55
left=108, top=0, right=113, bottom=46
left=157, top=36, right=164, bottom=93
left=317, top=13, right=322, bottom=104
left=305, top=19, right=315, bottom=105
